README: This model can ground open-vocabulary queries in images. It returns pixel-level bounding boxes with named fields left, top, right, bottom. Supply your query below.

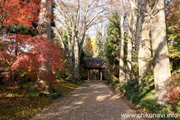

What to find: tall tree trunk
left=73, top=30, right=86, bottom=80
left=126, top=13, right=133, bottom=82
left=151, top=0, right=171, bottom=105
left=36, top=0, right=53, bottom=94
left=119, top=11, right=126, bottom=83
left=66, top=49, right=74, bottom=79
left=130, top=0, right=138, bottom=52
left=68, top=38, right=74, bottom=79
left=130, top=0, right=138, bottom=36
left=79, top=32, right=86, bottom=59
left=138, top=1, right=152, bottom=85
left=68, top=53, right=74, bottom=78
left=136, top=0, right=143, bottom=51
left=38, top=0, right=51, bottom=39
left=74, top=38, right=80, bottom=80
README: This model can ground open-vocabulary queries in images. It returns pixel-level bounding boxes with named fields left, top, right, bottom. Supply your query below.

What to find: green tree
left=83, top=36, right=93, bottom=59
left=105, top=11, right=121, bottom=75
left=96, top=31, right=104, bottom=59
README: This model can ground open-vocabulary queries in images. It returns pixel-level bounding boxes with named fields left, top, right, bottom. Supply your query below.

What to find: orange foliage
left=0, top=0, right=40, bottom=30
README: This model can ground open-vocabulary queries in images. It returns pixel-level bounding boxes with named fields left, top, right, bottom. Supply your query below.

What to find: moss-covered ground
left=0, top=80, right=82, bottom=120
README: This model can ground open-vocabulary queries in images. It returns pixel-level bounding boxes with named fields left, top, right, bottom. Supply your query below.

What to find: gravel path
left=31, top=81, right=140, bottom=120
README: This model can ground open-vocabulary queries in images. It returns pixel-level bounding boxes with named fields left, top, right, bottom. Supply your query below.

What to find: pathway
left=31, top=81, right=140, bottom=120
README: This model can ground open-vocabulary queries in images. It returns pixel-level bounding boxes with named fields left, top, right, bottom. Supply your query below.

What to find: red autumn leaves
left=0, top=0, right=40, bottom=29
left=0, top=0, right=65, bottom=86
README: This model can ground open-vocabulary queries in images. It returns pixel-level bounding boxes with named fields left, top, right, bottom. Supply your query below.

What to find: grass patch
left=0, top=80, right=82, bottom=120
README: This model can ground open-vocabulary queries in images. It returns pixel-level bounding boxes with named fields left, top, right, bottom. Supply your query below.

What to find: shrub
left=164, top=73, right=180, bottom=106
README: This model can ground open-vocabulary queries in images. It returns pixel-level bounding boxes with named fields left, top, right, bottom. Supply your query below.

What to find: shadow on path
left=31, top=81, right=140, bottom=120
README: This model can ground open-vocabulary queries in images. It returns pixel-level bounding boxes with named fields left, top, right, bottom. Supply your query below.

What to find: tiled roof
left=86, top=58, right=104, bottom=69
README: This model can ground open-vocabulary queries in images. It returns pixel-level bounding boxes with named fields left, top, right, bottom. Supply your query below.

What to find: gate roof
left=86, top=58, right=104, bottom=69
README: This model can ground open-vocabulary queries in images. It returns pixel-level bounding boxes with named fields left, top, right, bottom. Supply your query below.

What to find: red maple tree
left=0, top=0, right=40, bottom=31
left=0, top=0, right=65, bottom=87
